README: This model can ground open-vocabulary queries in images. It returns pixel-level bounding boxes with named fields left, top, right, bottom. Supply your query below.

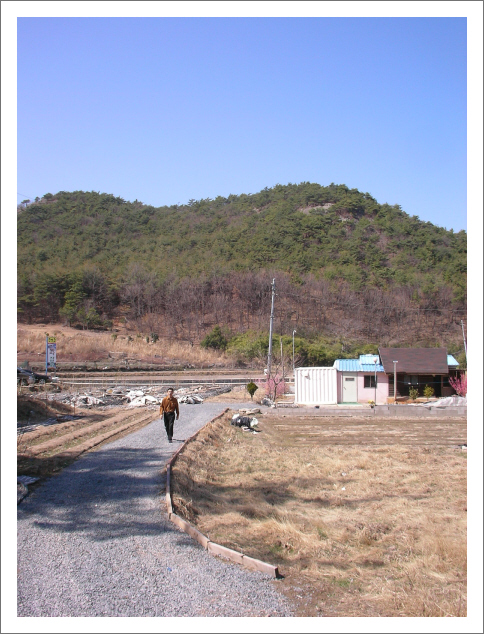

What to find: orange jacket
left=160, top=395, right=179, bottom=417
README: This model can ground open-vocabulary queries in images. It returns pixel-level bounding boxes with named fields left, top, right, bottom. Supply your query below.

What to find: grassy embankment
left=17, top=325, right=231, bottom=368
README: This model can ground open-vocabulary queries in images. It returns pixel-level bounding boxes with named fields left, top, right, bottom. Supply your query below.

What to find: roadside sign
left=46, top=336, right=57, bottom=371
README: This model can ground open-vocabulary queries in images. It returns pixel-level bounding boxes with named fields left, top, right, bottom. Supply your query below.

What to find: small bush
left=423, top=384, right=435, bottom=398
left=246, top=381, right=258, bottom=400
left=409, top=386, right=419, bottom=400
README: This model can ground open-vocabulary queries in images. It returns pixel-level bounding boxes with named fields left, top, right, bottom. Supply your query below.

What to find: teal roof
left=335, top=354, right=459, bottom=372
left=334, top=358, right=384, bottom=372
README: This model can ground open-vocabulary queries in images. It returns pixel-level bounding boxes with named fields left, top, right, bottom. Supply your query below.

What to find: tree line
left=18, top=266, right=466, bottom=353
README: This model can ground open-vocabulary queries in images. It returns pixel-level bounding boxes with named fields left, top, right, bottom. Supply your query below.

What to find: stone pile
left=50, top=384, right=233, bottom=409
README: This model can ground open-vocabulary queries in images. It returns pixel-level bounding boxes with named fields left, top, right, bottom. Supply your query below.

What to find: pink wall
left=336, top=371, right=389, bottom=404
left=357, top=372, right=388, bottom=404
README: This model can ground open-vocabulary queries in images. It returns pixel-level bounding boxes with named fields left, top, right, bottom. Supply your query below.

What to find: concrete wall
left=375, top=404, right=467, bottom=417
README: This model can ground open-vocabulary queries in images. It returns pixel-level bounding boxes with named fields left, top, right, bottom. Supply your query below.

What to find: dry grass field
left=17, top=324, right=230, bottom=367
left=171, top=411, right=467, bottom=617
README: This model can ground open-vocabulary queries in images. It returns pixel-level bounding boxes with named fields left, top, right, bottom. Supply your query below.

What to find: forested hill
left=18, top=183, right=466, bottom=290
left=17, top=184, right=466, bottom=352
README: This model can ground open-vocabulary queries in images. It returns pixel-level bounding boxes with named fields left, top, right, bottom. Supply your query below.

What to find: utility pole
left=280, top=337, right=284, bottom=382
left=292, top=329, right=297, bottom=375
left=267, top=278, right=276, bottom=377
left=461, top=320, right=467, bottom=363
left=393, top=360, right=398, bottom=403
left=374, top=358, right=377, bottom=405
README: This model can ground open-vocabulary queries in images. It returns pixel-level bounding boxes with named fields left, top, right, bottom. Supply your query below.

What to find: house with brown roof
left=378, top=348, right=460, bottom=400
left=328, top=348, right=461, bottom=404
left=296, top=348, right=462, bottom=406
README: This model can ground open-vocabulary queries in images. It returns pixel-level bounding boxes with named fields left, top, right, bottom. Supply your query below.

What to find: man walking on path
left=160, top=387, right=179, bottom=442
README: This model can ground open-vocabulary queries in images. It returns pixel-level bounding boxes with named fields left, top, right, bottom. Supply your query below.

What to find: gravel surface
left=17, top=402, right=294, bottom=617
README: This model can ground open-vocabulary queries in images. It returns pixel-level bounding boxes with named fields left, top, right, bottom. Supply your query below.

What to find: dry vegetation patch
left=17, top=324, right=230, bottom=367
left=17, top=396, right=156, bottom=479
left=171, top=412, right=467, bottom=617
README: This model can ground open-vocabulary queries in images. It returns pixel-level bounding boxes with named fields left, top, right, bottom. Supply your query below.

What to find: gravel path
left=17, top=402, right=294, bottom=617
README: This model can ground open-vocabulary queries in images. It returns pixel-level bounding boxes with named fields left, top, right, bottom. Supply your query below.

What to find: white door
left=342, top=373, right=358, bottom=403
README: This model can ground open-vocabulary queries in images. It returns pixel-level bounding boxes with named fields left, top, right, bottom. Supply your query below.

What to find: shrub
left=150, top=332, right=159, bottom=343
left=226, top=331, right=268, bottom=360
left=200, top=325, right=228, bottom=351
left=246, top=381, right=258, bottom=400
left=423, top=384, right=435, bottom=398
left=409, top=386, right=419, bottom=400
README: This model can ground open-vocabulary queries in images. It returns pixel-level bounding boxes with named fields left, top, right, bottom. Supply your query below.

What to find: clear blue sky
left=16, top=16, right=469, bottom=231
left=2, top=9, right=484, bottom=627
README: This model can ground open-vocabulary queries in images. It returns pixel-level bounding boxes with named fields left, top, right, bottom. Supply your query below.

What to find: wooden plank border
left=165, top=408, right=280, bottom=578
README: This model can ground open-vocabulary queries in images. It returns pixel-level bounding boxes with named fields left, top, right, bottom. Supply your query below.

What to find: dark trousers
left=163, top=412, right=176, bottom=440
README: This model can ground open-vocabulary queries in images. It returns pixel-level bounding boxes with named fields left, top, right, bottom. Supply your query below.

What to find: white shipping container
left=295, top=367, right=337, bottom=405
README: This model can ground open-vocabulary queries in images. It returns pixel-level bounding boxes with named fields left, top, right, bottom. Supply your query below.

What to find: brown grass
left=171, top=412, right=467, bottom=617
left=17, top=324, right=229, bottom=366
left=17, top=393, right=75, bottom=422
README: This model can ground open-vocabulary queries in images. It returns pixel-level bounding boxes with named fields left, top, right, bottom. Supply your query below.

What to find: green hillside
left=17, top=184, right=466, bottom=357
left=18, top=183, right=466, bottom=291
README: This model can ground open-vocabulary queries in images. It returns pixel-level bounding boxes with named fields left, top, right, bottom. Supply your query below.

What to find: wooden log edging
left=165, top=408, right=280, bottom=578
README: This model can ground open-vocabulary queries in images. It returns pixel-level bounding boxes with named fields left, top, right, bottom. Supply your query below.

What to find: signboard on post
left=46, top=336, right=56, bottom=372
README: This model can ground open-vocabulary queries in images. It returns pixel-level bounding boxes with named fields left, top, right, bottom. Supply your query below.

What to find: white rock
left=126, top=390, right=144, bottom=400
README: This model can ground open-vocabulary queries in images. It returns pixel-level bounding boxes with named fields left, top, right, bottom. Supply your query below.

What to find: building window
left=403, top=375, right=419, bottom=386
left=364, top=375, right=377, bottom=388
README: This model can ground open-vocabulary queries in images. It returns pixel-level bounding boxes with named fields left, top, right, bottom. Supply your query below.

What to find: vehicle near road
left=17, top=367, right=54, bottom=386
